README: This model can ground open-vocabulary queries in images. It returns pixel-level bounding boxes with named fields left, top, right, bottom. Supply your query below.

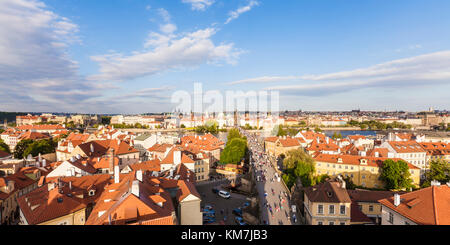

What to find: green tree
left=180, top=124, right=186, bottom=128
left=23, top=139, right=56, bottom=158
left=379, top=159, right=414, bottom=190
left=0, top=139, right=11, bottom=154
left=282, top=149, right=316, bottom=187
left=315, top=174, right=330, bottom=184
left=227, top=128, right=242, bottom=142
left=273, top=125, right=287, bottom=136
left=343, top=176, right=357, bottom=190
left=220, top=138, right=248, bottom=164
left=422, top=159, right=450, bottom=188
left=314, top=127, right=322, bottom=133
left=13, top=139, right=34, bottom=159
left=101, top=116, right=111, bottom=125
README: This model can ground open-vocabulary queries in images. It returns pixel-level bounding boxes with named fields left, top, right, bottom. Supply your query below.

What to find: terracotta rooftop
left=378, top=185, right=450, bottom=225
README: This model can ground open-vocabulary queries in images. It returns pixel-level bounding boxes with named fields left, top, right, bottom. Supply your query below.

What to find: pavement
left=240, top=128, right=298, bottom=225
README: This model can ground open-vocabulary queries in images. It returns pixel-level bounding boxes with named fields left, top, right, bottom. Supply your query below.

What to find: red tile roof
left=313, top=153, right=420, bottom=169
left=378, top=185, right=450, bottom=225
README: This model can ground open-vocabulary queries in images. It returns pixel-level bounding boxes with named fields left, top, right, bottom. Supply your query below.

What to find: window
left=388, top=212, right=394, bottom=224
left=329, top=221, right=334, bottom=225
left=351, top=167, right=354, bottom=170
left=340, top=205, right=346, bottom=215
left=362, top=175, right=365, bottom=179
left=318, top=221, right=323, bottom=225
left=318, top=204, right=324, bottom=214
left=329, top=205, right=335, bottom=214
left=369, top=205, right=374, bottom=212
left=340, top=222, right=346, bottom=225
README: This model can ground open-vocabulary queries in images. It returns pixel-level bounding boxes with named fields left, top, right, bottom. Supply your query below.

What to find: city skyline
left=1, top=0, right=450, bottom=114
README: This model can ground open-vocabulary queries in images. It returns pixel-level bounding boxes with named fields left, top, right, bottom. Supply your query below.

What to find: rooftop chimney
left=108, top=148, right=115, bottom=174
left=174, top=150, right=181, bottom=165
left=90, top=143, right=94, bottom=153
left=136, top=170, right=143, bottom=182
left=114, top=165, right=120, bottom=184
left=394, top=193, right=401, bottom=207
left=131, top=180, right=140, bottom=198
left=42, top=159, right=46, bottom=167
left=48, top=182, right=55, bottom=192
left=375, top=151, right=379, bottom=158
left=326, top=137, right=329, bottom=144
left=431, top=180, right=441, bottom=186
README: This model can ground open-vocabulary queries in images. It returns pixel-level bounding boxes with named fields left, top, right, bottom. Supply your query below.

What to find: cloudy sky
left=1, top=0, right=450, bottom=114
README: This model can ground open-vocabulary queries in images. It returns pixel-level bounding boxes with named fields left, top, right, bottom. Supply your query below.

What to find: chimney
left=316, top=137, right=320, bottom=144
left=90, top=143, right=94, bottom=153
left=174, top=150, right=181, bottom=165
left=69, top=181, right=72, bottom=190
left=48, top=182, right=55, bottom=191
left=394, top=194, right=401, bottom=206
left=114, top=165, right=120, bottom=184
left=375, top=151, right=379, bottom=158
left=136, top=170, right=143, bottom=182
left=326, top=137, right=329, bottom=144
left=108, top=148, right=115, bottom=174
left=42, top=159, right=46, bottom=167
left=431, top=180, right=441, bottom=186
left=131, top=180, right=140, bottom=197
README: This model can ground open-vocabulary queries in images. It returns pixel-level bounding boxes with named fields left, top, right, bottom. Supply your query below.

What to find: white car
left=218, top=190, right=231, bottom=199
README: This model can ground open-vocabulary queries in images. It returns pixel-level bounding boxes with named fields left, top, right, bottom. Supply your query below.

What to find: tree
left=227, top=128, right=242, bottom=142
left=23, top=139, right=56, bottom=158
left=422, top=159, right=450, bottom=188
left=314, top=127, right=322, bottom=133
left=101, top=116, right=111, bottom=125
left=13, top=139, right=34, bottom=159
left=273, top=125, right=287, bottom=136
left=220, top=138, right=248, bottom=164
left=343, top=176, right=357, bottom=190
left=282, top=149, right=316, bottom=187
left=180, top=124, right=186, bottom=128
left=0, top=139, right=10, bottom=154
left=315, top=174, right=330, bottom=184
left=379, top=159, right=414, bottom=190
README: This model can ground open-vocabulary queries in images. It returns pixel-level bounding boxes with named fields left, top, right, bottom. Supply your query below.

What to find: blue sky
left=1, top=0, right=450, bottom=114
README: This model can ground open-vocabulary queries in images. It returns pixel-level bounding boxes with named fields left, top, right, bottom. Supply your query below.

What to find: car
left=203, top=217, right=216, bottom=224
left=204, top=205, right=214, bottom=211
left=233, top=208, right=243, bottom=216
left=203, top=211, right=215, bottom=218
left=234, top=216, right=244, bottom=224
left=218, top=190, right=231, bottom=199
left=242, top=202, right=250, bottom=208
left=212, top=187, right=219, bottom=194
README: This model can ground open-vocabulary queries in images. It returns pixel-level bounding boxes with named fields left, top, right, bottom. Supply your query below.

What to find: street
left=239, top=128, right=297, bottom=225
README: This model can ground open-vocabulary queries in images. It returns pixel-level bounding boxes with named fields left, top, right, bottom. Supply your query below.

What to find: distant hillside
left=0, top=112, right=27, bottom=123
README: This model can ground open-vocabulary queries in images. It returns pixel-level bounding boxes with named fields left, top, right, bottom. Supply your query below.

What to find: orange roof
left=160, top=148, right=195, bottom=165
left=129, top=159, right=162, bottom=172
left=16, top=125, right=65, bottom=131
left=265, top=136, right=304, bottom=147
left=18, top=131, right=50, bottom=140
left=85, top=171, right=176, bottom=225
left=378, top=185, right=450, bottom=225
left=18, top=174, right=112, bottom=225
left=387, top=141, right=426, bottom=153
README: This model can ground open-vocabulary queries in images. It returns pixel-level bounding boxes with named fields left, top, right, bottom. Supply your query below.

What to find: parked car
left=212, top=187, right=220, bottom=194
left=235, top=216, right=244, bottom=224
left=203, top=211, right=216, bottom=218
left=204, top=205, right=214, bottom=211
left=218, top=190, right=231, bottom=199
left=203, top=217, right=216, bottom=224
left=242, top=202, right=250, bottom=208
left=233, top=208, right=243, bottom=216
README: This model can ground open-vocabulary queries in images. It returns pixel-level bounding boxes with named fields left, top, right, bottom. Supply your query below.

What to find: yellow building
left=313, top=154, right=421, bottom=189
left=264, top=136, right=305, bottom=157
left=303, top=180, right=351, bottom=225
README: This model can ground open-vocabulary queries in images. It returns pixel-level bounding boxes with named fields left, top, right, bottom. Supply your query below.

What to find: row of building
left=0, top=125, right=227, bottom=225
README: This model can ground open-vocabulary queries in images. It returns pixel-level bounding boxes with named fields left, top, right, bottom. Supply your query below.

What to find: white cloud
left=90, top=26, right=242, bottom=81
left=225, top=0, right=259, bottom=24
left=259, top=51, right=450, bottom=95
left=182, top=0, right=215, bottom=11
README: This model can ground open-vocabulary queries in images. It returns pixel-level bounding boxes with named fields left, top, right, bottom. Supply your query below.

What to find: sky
left=1, top=0, right=450, bottom=114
